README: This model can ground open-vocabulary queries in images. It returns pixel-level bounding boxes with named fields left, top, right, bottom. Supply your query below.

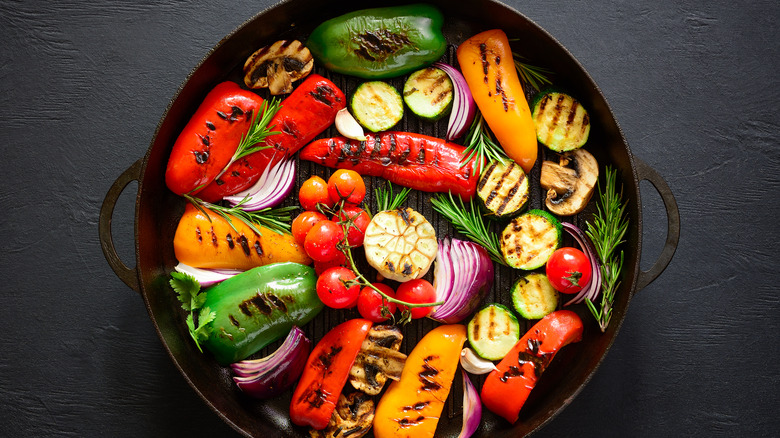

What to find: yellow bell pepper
left=373, top=324, right=467, bottom=438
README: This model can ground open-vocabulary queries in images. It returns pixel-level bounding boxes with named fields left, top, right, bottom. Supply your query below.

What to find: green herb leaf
left=375, top=181, right=412, bottom=212
left=430, top=192, right=506, bottom=265
left=170, top=271, right=202, bottom=312
left=185, top=308, right=216, bottom=353
left=584, top=166, right=629, bottom=332
left=460, top=112, right=508, bottom=176
left=183, top=193, right=295, bottom=236
left=512, top=54, right=552, bottom=92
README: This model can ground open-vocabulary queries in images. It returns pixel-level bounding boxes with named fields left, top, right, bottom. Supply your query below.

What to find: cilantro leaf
left=170, top=271, right=201, bottom=311
left=186, top=307, right=216, bottom=353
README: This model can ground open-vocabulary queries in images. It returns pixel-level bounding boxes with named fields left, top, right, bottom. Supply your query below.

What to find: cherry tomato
left=357, top=283, right=397, bottom=323
left=304, top=220, right=344, bottom=262
left=316, top=266, right=360, bottom=309
left=396, top=279, right=436, bottom=319
left=299, top=176, right=333, bottom=211
left=292, top=211, right=328, bottom=245
left=327, top=169, right=366, bottom=205
left=546, top=247, right=592, bottom=294
left=333, top=206, right=370, bottom=247
left=313, top=251, right=347, bottom=275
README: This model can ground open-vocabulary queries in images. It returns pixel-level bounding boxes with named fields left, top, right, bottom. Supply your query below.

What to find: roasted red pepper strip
left=197, top=74, right=346, bottom=202
left=481, top=310, right=584, bottom=423
left=298, top=132, right=479, bottom=200
left=290, top=318, right=372, bottom=430
left=165, top=82, right=265, bottom=196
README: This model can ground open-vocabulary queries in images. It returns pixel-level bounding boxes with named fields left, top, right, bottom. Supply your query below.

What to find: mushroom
left=243, top=40, right=314, bottom=95
left=309, top=391, right=375, bottom=438
left=348, top=325, right=406, bottom=395
left=539, top=148, right=599, bottom=216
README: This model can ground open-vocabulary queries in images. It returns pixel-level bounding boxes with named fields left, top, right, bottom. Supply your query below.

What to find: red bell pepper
left=481, top=310, right=584, bottom=423
left=196, top=74, right=346, bottom=202
left=165, top=81, right=265, bottom=196
left=298, top=132, right=480, bottom=200
left=289, top=318, right=372, bottom=430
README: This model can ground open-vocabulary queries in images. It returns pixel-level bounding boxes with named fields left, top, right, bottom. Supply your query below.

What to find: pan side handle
left=633, top=156, right=680, bottom=291
left=99, top=159, right=142, bottom=294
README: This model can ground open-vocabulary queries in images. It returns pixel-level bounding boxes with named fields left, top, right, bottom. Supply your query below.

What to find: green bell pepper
left=201, top=262, right=322, bottom=365
left=306, top=4, right=446, bottom=79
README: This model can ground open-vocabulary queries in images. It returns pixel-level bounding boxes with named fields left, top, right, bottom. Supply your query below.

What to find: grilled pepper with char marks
left=165, top=82, right=265, bottom=196
left=299, top=132, right=479, bottom=200
left=290, top=319, right=373, bottom=430
left=200, top=262, right=322, bottom=365
left=306, top=4, right=446, bottom=79
left=197, top=74, right=345, bottom=202
left=481, top=310, right=583, bottom=423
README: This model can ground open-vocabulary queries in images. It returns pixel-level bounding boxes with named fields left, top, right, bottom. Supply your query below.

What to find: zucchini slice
left=531, top=90, right=590, bottom=152
left=467, top=304, right=520, bottom=361
left=350, top=81, right=404, bottom=132
left=477, top=160, right=529, bottom=217
left=500, top=209, right=562, bottom=270
left=511, top=273, right=559, bottom=320
left=402, top=67, right=453, bottom=121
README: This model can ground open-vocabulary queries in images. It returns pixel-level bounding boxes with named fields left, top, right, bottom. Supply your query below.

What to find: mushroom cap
left=540, top=148, right=599, bottom=216
left=243, top=40, right=314, bottom=94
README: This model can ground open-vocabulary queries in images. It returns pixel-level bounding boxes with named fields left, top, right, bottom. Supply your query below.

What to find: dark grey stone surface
left=1, top=0, right=777, bottom=436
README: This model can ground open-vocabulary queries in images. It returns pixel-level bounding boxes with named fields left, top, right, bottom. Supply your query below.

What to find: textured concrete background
left=1, top=0, right=778, bottom=436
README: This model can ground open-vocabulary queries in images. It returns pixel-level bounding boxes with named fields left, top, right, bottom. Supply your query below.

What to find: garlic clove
left=460, top=347, right=497, bottom=375
left=335, top=108, right=367, bottom=141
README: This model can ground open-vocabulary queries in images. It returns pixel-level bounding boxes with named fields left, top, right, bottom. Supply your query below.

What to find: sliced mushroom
left=348, top=325, right=406, bottom=395
left=539, top=148, right=599, bottom=216
left=309, top=391, right=374, bottom=438
left=244, top=40, right=314, bottom=95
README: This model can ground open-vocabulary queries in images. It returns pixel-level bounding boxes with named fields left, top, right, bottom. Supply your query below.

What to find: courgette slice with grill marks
left=500, top=209, right=562, bottom=270
left=477, top=160, right=529, bottom=217
left=531, top=90, right=590, bottom=152
left=511, top=273, right=559, bottom=320
left=402, top=67, right=453, bottom=121
left=467, top=303, right=520, bottom=361
left=350, top=81, right=404, bottom=132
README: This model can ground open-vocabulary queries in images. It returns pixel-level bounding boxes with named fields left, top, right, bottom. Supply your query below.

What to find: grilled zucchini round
left=477, top=159, right=529, bottom=217
left=531, top=90, right=590, bottom=152
left=500, top=209, right=562, bottom=270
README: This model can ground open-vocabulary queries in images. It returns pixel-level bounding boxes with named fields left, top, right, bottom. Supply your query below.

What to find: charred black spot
left=309, top=85, right=335, bottom=106
left=216, top=110, right=228, bottom=120
left=500, top=365, right=523, bottom=382
left=226, top=233, right=234, bottom=249
left=215, top=179, right=224, bottom=185
left=282, top=56, right=306, bottom=72
left=402, top=263, right=412, bottom=275
left=228, top=315, right=240, bottom=327
left=416, top=146, right=426, bottom=164
left=231, top=105, right=244, bottom=116
left=385, top=260, right=395, bottom=273
left=403, top=401, right=429, bottom=412
left=206, top=121, right=216, bottom=130
left=195, top=227, right=202, bottom=243
left=281, top=119, right=298, bottom=138
left=266, top=293, right=287, bottom=313
left=301, top=383, right=327, bottom=409
left=353, top=29, right=413, bottom=63
left=193, top=150, right=209, bottom=164
left=254, top=240, right=263, bottom=256
left=248, top=293, right=273, bottom=315
left=238, top=235, right=251, bottom=255
left=199, top=134, right=210, bottom=146
left=399, top=208, right=411, bottom=226
left=318, top=345, right=343, bottom=370
left=479, top=43, right=489, bottom=82
left=238, top=302, right=252, bottom=317
left=211, top=231, right=218, bottom=247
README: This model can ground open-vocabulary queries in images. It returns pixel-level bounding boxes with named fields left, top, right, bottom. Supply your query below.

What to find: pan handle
left=99, top=159, right=142, bottom=294
left=633, top=156, right=680, bottom=291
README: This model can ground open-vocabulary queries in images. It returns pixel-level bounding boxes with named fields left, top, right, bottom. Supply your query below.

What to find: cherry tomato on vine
left=292, top=211, right=328, bottom=245
left=299, top=176, right=333, bottom=211
left=333, top=206, right=370, bottom=247
left=546, top=247, right=592, bottom=294
left=313, top=251, right=347, bottom=275
left=357, top=283, right=397, bottom=322
left=316, top=266, right=360, bottom=309
left=304, top=220, right=344, bottom=262
left=327, top=169, right=366, bottom=205
left=396, top=279, right=436, bottom=319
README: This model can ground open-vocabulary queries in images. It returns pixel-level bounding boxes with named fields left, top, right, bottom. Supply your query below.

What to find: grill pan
left=99, top=0, right=680, bottom=436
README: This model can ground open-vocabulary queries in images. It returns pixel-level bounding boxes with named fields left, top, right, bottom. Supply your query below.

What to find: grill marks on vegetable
left=237, top=290, right=289, bottom=317
left=353, top=29, right=413, bottom=62
left=419, top=355, right=442, bottom=392
left=477, top=160, right=529, bottom=216
left=194, top=226, right=263, bottom=258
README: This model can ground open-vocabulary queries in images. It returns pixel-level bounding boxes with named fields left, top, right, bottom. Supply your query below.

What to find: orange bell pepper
left=457, top=29, right=538, bottom=173
left=290, top=319, right=372, bottom=430
left=481, top=310, right=584, bottom=423
left=173, top=203, right=310, bottom=270
left=373, top=324, right=467, bottom=438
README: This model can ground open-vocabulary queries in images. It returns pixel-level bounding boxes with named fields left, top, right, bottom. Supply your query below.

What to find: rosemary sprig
left=183, top=193, right=295, bottom=236
left=460, top=112, right=508, bottom=176
left=430, top=192, right=506, bottom=265
left=374, top=181, right=412, bottom=212
left=512, top=53, right=553, bottom=91
left=216, top=98, right=282, bottom=179
left=583, top=166, right=629, bottom=332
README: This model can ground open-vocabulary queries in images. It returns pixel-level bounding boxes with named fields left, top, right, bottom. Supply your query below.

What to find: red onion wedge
left=174, top=263, right=242, bottom=287
left=231, top=326, right=311, bottom=399
left=430, top=238, right=494, bottom=323
left=561, top=222, right=602, bottom=306
left=459, top=370, right=481, bottom=438
left=223, top=157, right=296, bottom=211
left=433, top=62, right=476, bottom=140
